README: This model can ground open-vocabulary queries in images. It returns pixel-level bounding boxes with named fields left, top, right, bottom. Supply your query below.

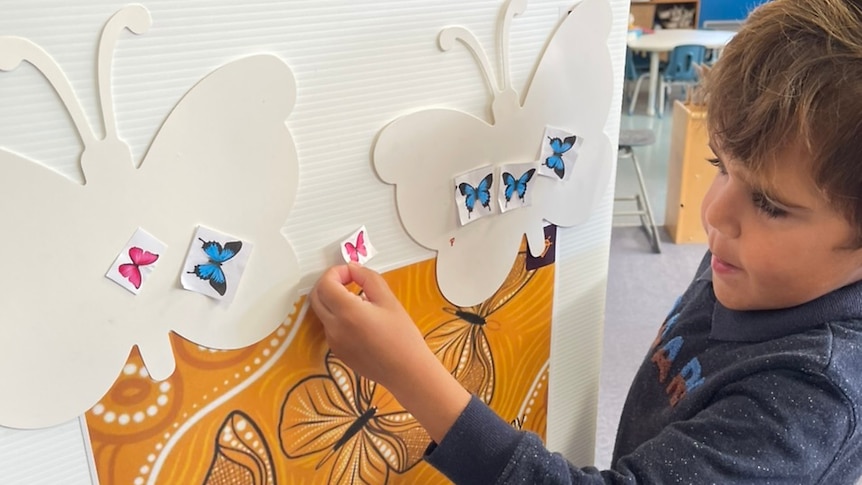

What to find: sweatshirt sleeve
left=425, top=396, right=610, bottom=484
left=425, top=369, right=854, bottom=485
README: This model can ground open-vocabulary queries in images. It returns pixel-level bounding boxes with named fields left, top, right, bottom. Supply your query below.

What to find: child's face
left=701, top=143, right=862, bottom=311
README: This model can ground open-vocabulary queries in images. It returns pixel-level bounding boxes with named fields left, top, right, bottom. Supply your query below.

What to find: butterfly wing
left=194, top=263, right=227, bottom=296
left=559, top=135, right=577, bottom=155
left=129, top=247, right=159, bottom=266
left=0, top=149, right=135, bottom=427
left=545, top=155, right=565, bottom=179
left=123, top=54, right=301, bottom=378
left=425, top=317, right=495, bottom=403
left=548, top=137, right=563, bottom=155
left=344, top=241, right=359, bottom=262
left=201, top=240, right=224, bottom=262
left=217, top=241, right=242, bottom=264
left=278, top=374, right=359, bottom=459
left=458, top=182, right=478, bottom=212
left=549, top=136, right=575, bottom=156
left=368, top=404, right=430, bottom=474
left=516, top=169, right=535, bottom=199
left=502, top=172, right=516, bottom=202
left=476, top=173, right=493, bottom=209
left=476, top=249, right=534, bottom=317
left=203, top=410, right=276, bottom=485
left=326, top=431, right=390, bottom=485
left=354, top=231, right=367, bottom=258
left=119, top=263, right=143, bottom=289
left=521, top=0, right=614, bottom=229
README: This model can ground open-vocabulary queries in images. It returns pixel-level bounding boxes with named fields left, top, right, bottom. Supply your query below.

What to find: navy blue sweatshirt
left=425, top=253, right=862, bottom=484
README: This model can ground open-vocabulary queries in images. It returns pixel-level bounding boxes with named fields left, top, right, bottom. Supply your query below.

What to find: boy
left=309, top=0, right=862, bottom=482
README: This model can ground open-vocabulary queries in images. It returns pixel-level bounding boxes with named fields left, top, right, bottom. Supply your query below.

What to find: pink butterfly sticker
left=340, top=226, right=376, bottom=265
left=118, top=247, right=159, bottom=289
left=106, top=228, right=167, bottom=295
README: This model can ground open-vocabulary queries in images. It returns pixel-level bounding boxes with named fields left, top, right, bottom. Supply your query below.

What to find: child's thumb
left=347, top=264, right=396, bottom=305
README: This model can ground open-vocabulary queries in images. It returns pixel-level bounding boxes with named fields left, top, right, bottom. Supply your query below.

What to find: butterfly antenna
left=0, top=37, right=98, bottom=148
left=438, top=27, right=502, bottom=96
left=97, top=6, right=151, bottom=143
left=498, top=0, right=528, bottom=93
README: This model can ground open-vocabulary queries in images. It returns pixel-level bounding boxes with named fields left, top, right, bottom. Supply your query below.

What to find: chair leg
left=628, top=148, right=662, bottom=253
left=658, top=80, right=666, bottom=118
left=629, top=73, right=649, bottom=115
left=629, top=76, right=641, bottom=115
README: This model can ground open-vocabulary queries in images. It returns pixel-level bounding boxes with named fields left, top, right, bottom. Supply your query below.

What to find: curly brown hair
left=704, top=0, right=862, bottom=240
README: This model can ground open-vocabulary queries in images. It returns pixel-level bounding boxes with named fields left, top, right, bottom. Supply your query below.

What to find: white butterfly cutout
left=373, top=0, right=614, bottom=306
left=0, top=6, right=300, bottom=428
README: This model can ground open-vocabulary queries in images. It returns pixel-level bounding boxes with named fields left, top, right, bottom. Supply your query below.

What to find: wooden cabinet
left=665, top=100, right=715, bottom=244
left=630, top=0, right=700, bottom=30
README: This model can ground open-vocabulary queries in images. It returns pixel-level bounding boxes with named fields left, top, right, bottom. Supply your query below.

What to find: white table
left=627, top=29, right=736, bottom=116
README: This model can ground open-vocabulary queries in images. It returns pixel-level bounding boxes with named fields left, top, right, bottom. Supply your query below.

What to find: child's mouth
left=711, top=254, right=740, bottom=274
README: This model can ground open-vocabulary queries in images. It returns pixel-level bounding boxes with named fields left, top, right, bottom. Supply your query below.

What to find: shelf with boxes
left=630, top=0, right=699, bottom=30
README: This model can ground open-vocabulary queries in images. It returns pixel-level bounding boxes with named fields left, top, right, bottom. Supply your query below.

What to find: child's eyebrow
left=708, top=142, right=807, bottom=211
left=741, top=169, right=810, bottom=210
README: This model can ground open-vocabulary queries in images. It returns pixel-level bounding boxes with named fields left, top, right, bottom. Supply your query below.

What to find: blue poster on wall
left=699, top=0, right=768, bottom=28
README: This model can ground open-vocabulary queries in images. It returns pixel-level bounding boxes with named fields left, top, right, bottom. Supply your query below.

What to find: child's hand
left=309, top=263, right=430, bottom=392
left=309, top=264, right=472, bottom=443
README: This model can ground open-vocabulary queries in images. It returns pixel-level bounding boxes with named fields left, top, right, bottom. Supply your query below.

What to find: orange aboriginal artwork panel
left=85, top=237, right=554, bottom=485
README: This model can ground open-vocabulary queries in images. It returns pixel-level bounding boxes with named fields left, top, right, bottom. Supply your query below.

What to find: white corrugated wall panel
left=0, top=1, right=627, bottom=482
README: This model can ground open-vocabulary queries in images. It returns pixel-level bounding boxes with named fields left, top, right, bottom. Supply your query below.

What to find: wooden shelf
left=632, top=0, right=696, bottom=4
left=665, top=101, right=715, bottom=244
left=631, top=0, right=699, bottom=29
left=644, top=0, right=700, bottom=5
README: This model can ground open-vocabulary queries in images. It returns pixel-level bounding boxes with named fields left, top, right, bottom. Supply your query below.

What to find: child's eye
left=706, top=157, right=727, bottom=175
left=752, top=192, right=788, bottom=218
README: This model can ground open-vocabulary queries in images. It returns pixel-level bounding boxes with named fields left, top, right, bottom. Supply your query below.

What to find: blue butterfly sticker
left=544, top=135, right=578, bottom=179
left=189, top=238, right=242, bottom=296
left=502, top=168, right=536, bottom=206
left=458, top=173, right=493, bottom=218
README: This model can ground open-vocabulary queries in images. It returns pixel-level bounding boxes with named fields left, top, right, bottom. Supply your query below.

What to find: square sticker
left=106, top=228, right=167, bottom=295
left=454, top=165, right=497, bottom=226
left=340, top=225, right=377, bottom=265
left=537, top=126, right=583, bottom=181
left=180, top=226, right=253, bottom=304
left=498, top=162, right=538, bottom=213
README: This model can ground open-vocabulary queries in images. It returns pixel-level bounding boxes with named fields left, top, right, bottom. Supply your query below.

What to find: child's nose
left=702, top=177, right=742, bottom=239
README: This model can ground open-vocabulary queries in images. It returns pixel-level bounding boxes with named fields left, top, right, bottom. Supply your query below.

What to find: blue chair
left=658, top=44, right=706, bottom=116
left=625, top=48, right=652, bottom=115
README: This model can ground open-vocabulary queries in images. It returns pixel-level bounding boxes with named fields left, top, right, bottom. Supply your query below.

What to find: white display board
left=0, top=0, right=627, bottom=482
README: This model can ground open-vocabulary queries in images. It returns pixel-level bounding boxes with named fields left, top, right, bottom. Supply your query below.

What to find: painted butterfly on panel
left=374, top=0, right=614, bottom=307
left=279, top=352, right=430, bottom=485
left=502, top=168, right=535, bottom=205
left=458, top=173, right=493, bottom=217
left=203, top=410, right=276, bottom=485
left=422, top=248, right=535, bottom=403
left=0, top=5, right=300, bottom=427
